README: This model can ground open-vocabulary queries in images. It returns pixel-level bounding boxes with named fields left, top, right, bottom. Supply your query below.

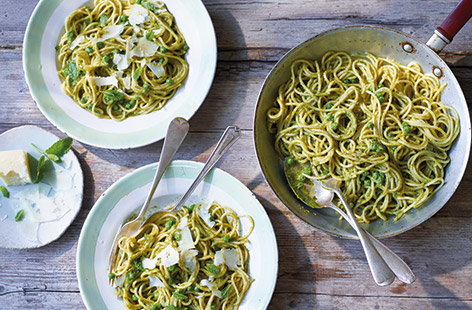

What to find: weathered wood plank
left=0, top=125, right=471, bottom=302
left=1, top=290, right=471, bottom=310
left=1, top=49, right=472, bottom=133
left=1, top=0, right=472, bottom=59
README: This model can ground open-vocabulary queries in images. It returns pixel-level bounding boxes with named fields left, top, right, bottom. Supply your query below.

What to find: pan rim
left=253, top=25, right=471, bottom=239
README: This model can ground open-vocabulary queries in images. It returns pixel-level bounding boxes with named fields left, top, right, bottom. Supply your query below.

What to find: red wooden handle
left=436, top=0, right=472, bottom=42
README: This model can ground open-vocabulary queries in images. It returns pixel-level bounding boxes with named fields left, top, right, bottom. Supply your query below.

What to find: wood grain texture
left=0, top=0, right=472, bottom=309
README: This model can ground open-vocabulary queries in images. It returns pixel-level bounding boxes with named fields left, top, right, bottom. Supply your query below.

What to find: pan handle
left=426, top=0, right=472, bottom=53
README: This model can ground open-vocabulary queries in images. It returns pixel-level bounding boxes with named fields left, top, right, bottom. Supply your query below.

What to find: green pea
left=321, top=167, right=329, bottom=175
left=103, top=55, right=110, bottom=63
left=165, top=218, right=175, bottom=230
left=150, top=304, right=161, bottom=310
left=375, top=92, right=385, bottom=103
left=223, top=235, right=230, bottom=242
left=326, top=114, right=334, bottom=121
left=99, top=14, right=108, bottom=27
left=285, top=156, right=295, bottom=166
left=112, top=104, right=119, bottom=111
left=325, top=103, right=333, bottom=109
left=183, top=44, right=189, bottom=51
left=158, top=58, right=165, bottom=64
left=168, top=264, right=176, bottom=272
left=159, top=46, right=168, bottom=53
left=166, top=78, right=174, bottom=85
left=302, top=165, right=312, bottom=175
left=391, top=145, right=398, bottom=151
left=331, top=122, right=338, bottom=131
left=368, top=122, right=374, bottom=129
left=131, top=294, right=138, bottom=301
left=402, top=122, right=411, bottom=134
left=85, top=46, right=93, bottom=53
left=108, top=273, right=115, bottom=279
left=343, top=78, right=358, bottom=84
left=144, top=84, right=151, bottom=91
left=173, top=231, right=182, bottom=241
left=120, top=15, right=128, bottom=23
left=146, top=30, right=154, bottom=41
left=97, top=42, right=105, bottom=49
left=364, top=179, right=371, bottom=187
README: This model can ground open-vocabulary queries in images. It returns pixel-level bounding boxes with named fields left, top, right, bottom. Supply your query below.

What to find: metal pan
left=254, top=0, right=472, bottom=238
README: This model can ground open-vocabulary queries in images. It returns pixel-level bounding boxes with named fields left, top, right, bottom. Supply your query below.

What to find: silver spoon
left=284, top=160, right=415, bottom=285
left=108, top=117, right=189, bottom=280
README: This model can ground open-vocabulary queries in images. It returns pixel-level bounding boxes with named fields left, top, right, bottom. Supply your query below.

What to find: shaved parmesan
left=142, top=256, right=158, bottom=269
left=122, top=76, right=131, bottom=89
left=96, top=25, right=125, bottom=43
left=155, top=244, right=179, bottom=267
left=130, top=38, right=158, bottom=58
left=114, top=275, right=125, bottom=287
left=148, top=274, right=165, bottom=287
left=214, top=248, right=240, bottom=270
left=149, top=0, right=165, bottom=8
left=200, top=279, right=222, bottom=298
left=113, top=53, right=129, bottom=71
left=196, top=201, right=215, bottom=228
left=88, top=76, right=118, bottom=87
left=177, top=217, right=195, bottom=252
left=182, top=249, right=198, bottom=272
left=70, top=35, right=85, bottom=50
left=124, top=4, right=149, bottom=26
left=147, top=63, right=165, bottom=78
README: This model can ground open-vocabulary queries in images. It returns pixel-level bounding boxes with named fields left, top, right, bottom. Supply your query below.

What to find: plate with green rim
left=23, top=0, right=216, bottom=149
left=77, top=160, right=278, bottom=309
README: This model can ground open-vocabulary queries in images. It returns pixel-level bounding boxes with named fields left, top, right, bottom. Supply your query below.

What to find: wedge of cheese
left=0, top=150, right=32, bottom=185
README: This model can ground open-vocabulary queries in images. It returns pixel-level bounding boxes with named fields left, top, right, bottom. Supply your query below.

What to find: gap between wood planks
left=2, top=287, right=472, bottom=302
left=1, top=45, right=471, bottom=67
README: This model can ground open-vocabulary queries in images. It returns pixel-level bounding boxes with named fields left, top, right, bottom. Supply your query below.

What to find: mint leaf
left=45, top=137, right=73, bottom=162
left=33, top=155, right=48, bottom=184
left=0, top=186, right=9, bottom=198
left=15, top=210, right=25, bottom=222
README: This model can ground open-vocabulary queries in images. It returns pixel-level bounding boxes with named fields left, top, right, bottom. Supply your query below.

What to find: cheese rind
left=0, top=150, right=32, bottom=186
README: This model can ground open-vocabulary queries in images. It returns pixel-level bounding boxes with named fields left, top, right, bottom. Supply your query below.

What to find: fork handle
left=334, top=191, right=395, bottom=286
left=136, top=118, right=190, bottom=221
left=172, top=126, right=241, bottom=210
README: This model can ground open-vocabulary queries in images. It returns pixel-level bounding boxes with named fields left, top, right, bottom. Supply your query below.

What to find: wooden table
left=1, top=0, right=472, bottom=309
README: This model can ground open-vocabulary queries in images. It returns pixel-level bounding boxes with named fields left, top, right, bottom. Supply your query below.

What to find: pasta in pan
left=268, top=51, right=460, bottom=223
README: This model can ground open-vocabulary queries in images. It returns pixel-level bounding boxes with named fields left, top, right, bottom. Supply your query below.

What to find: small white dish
left=23, top=0, right=217, bottom=149
left=0, top=125, right=84, bottom=249
left=77, top=160, right=278, bottom=309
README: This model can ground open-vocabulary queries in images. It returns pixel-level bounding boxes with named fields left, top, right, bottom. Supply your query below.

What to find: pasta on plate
left=110, top=202, right=254, bottom=310
left=57, top=0, right=189, bottom=121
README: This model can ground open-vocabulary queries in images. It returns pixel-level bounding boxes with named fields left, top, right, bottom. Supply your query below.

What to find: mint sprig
left=31, top=137, right=73, bottom=183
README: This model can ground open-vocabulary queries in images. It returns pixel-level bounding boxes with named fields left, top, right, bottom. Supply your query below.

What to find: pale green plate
left=23, top=0, right=217, bottom=149
left=77, top=160, right=278, bottom=309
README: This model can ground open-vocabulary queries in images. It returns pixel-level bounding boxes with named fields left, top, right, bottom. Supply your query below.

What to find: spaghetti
left=110, top=202, right=254, bottom=310
left=57, top=0, right=189, bottom=120
left=268, top=51, right=460, bottom=223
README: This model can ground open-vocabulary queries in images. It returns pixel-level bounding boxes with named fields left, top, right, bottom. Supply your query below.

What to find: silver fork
left=108, top=117, right=189, bottom=283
